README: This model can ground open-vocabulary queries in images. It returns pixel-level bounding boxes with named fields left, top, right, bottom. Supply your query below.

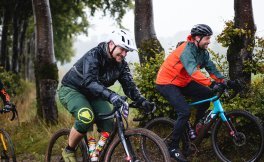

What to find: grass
left=0, top=82, right=75, bottom=161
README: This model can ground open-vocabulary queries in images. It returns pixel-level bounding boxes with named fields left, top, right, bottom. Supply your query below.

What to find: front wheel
left=0, top=128, right=16, bottom=162
left=212, top=110, right=264, bottom=162
left=45, top=128, right=88, bottom=162
left=104, top=128, right=171, bottom=162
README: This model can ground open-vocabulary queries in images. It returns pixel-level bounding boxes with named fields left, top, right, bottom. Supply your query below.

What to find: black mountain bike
left=0, top=105, right=18, bottom=162
left=144, top=86, right=264, bottom=162
left=45, top=99, right=171, bottom=162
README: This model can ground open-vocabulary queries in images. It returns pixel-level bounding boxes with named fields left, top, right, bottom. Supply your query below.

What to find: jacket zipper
left=171, top=75, right=178, bottom=82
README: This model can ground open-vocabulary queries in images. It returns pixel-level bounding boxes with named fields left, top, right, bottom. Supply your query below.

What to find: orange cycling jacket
left=156, top=35, right=224, bottom=87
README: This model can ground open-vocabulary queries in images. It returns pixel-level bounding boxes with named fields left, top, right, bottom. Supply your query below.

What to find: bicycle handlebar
left=0, top=104, right=18, bottom=121
left=97, top=99, right=146, bottom=119
left=214, top=80, right=243, bottom=101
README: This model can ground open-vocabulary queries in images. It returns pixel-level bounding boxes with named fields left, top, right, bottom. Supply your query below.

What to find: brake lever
left=224, top=89, right=230, bottom=98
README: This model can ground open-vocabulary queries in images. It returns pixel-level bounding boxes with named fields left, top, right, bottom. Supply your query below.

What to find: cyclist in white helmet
left=58, top=29, right=156, bottom=162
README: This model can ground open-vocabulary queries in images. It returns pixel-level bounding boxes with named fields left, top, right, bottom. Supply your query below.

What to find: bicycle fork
left=0, top=133, right=8, bottom=159
left=115, top=112, right=136, bottom=162
left=220, top=113, right=238, bottom=139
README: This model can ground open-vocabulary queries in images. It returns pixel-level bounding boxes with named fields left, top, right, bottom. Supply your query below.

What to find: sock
left=65, top=145, right=76, bottom=152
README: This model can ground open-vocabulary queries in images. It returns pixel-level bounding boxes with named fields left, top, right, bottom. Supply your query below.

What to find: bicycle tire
left=0, top=128, right=16, bottom=162
left=144, top=117, right=175, bottom=146
left=104, top=128, right=171, bottom=162
left=45, top=128, right=88, bottom=162
left=212, top=110, right=264, bottom=162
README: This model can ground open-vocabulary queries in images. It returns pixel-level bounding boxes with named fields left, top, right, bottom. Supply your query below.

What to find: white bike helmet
left=108, top=29, right=137, bottom=52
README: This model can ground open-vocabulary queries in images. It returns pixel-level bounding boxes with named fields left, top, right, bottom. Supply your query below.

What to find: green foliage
left=208, top=48, right=229, bottom=77
left=244, top=36, right=264, bottom=74
left=216, top=20, right=264, bottom=75
left=138, top=38, right=164, bottom=64
left=133, top=51, right=175, bottom=118
left=217, top=20, right=254, bottom=48
left=222, top=76, right=264, bottom=121
left=49, top=0, right=134, bottom=64
left=0, top=67, right=24, bottom=97
left=86, top=0, right=133, bottom=25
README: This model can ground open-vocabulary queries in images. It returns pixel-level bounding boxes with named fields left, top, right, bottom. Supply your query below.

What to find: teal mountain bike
left=144, top=85, right=264, bottom=162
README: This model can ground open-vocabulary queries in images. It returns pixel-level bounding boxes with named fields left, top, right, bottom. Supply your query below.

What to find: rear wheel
left=104, top=128, right=171, bottom=162
left=0, top=128, right=16, bottom=162
left=212, top=110, right=264, bottom=162
left=45, top=128, right=88, bottom=162
left=144, top=117, right=194, bottom=160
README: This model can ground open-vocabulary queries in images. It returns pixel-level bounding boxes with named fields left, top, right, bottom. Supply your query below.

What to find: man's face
left=110, top=42, right=129, bottom=62
left=196, top=35, right=211, bottom=49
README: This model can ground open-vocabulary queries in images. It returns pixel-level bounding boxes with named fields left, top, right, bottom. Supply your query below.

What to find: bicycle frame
left=0, top=132, right=8, bottom=151
left=188, top=96, right=237, bottom=146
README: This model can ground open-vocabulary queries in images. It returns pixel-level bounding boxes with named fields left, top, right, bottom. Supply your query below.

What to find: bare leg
left=68, top=127, right=84, bottom=148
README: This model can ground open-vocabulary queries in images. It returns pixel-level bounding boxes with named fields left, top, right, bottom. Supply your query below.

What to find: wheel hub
left=233, top=132, right=246, bottom=146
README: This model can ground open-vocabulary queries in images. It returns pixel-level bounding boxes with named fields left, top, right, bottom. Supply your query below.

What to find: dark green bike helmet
left=191, top=24, right=213, bottom=36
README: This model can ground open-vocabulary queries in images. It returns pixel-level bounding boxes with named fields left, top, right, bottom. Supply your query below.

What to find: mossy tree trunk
left=227, top=0, right=256, bottom=86
left=134, top=0, right=164, bottom=64
left=32, top=0, right=58, bottom=124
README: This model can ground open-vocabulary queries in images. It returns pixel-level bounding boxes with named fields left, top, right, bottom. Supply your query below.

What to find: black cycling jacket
left=61, top=42, right=144, bottom=102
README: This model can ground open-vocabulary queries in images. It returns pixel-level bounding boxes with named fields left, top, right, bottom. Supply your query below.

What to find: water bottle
left=91, top=131, right=110, bottom=161
left=186, top=120, right=196, bottom=140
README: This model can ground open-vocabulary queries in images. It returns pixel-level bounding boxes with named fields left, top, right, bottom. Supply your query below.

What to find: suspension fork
left=220, top=112, right=238, bottom=138
left=0, top=132, right=8, bottom=151
left=115, top=111, right=135, bottom=161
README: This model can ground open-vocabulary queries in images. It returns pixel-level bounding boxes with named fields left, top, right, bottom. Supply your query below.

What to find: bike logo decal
left=78, top=108, right=94, bottom=124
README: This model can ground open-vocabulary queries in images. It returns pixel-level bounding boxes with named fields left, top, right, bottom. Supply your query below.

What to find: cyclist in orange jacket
left=156, top=24, right=226, bottom=161
left=0, top=79, right=13, bottom=112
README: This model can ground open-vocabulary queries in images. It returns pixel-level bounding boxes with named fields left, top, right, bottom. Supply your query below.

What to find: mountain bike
left=45, top=99, right=171, bottom=162
left=144, top=85, right=264, bottom=162
left=0, top=104, right=18, bottom=162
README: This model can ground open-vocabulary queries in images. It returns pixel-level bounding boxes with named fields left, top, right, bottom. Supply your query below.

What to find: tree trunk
left=32, top=0, right=58, bottom=124
left=12, top=0, right=21, bottom=73
left=134, top=0, right=163, bottom=64
left=0, top=4, right=12, bottom=69
left=19, top=19, right=28, bottom=75
left=227, top=0, right=256, bottom=86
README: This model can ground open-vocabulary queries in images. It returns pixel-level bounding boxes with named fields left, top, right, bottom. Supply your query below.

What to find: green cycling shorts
left=58, top=85, right=114, bottom=134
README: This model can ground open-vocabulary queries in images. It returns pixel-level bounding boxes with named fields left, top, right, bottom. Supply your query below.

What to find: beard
left=199, top=43, right=209, bottom=49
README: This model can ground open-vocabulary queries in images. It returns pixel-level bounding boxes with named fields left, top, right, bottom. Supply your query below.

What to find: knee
left=74, top=107, right=95, bottom=133
left=177, top=110, right=191, bottom=119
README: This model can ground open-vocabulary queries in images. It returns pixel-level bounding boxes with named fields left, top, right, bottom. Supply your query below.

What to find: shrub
left=0, top=67, right=25, bottom=97
left=133, top=52, right=176, bottom=119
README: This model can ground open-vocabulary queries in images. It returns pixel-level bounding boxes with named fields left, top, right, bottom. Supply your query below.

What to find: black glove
left=109, top=93, right=127, bottom=108
left=3, top=102, right=13, bottom=112
left=141, top=100, right=156, bottom=114
left=227, top=80, right=242, bottom=91
left=110, top=94, right=129, bottom=117
left=210, top=81, right=226, bottom=93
